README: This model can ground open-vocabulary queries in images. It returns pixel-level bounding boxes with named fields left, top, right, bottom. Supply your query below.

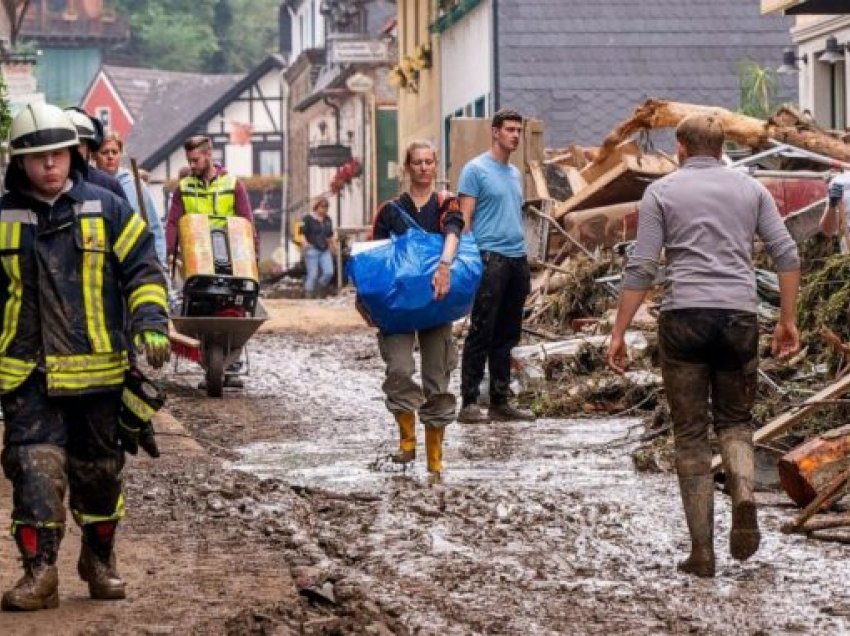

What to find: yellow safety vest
left=179, top=174, right=238, bottom=229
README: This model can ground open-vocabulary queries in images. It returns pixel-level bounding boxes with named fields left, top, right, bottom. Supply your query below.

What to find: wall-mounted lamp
left=819, top=36, right=848, bottom=64
left=777, top=48, right=807, bottom=74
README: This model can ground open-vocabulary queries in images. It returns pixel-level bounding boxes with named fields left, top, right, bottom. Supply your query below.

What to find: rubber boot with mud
left=719, top=428, right=760, bottom=561
left=2, top=526, right=61, bottom=611
left=676, top=454, right=715, bottom=578
left=391, top=412, right=416, bottom=465
left=78, top=521, right=126, bottom=600
left=425, top=425, right=445, bottom=475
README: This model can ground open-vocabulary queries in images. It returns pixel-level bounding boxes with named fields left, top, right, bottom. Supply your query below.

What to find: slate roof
left=118, top=68, right=242, bottom=169
left=100, top=66, right=222, bottom=119
left=495, top=0, right=797, bottom=147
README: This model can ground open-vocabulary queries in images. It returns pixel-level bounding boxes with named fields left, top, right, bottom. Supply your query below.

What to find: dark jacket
left=372, top=191, right=463, bottom=240
left=0, top=171, right=168, bottom=396
left=302, top=213, right=333, bottom=251
left=88, top=165, right=129, bottom=202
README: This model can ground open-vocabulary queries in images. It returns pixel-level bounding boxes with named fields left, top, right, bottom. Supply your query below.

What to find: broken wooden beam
left=781, top=466, right=850, bottom=534
left=710, top=372, right=850, bottom=472
left=777, top=424, right=850, bottom=507
left=594, top=99, right=850, bottom=168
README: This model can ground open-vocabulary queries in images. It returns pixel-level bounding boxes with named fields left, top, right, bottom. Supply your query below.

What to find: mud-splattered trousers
left=460, top=252, right=531, bottom=406
left=0, top=173, right=168, bottom=534
left=1, top=372, right=124, bottom=530
left=658, top=309, right=759, bottom=473
left=378, top=323, right=458, bottom=428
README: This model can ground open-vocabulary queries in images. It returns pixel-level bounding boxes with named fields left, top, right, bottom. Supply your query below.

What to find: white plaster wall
left=440, top=0, right=492, bottom=118
left=291, top=0, right=325, bottom=59
left=793, top=18, right=850, bottom=127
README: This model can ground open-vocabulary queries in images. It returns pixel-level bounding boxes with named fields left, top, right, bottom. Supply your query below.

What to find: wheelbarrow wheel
left=205, top=344, right=224, bottom=398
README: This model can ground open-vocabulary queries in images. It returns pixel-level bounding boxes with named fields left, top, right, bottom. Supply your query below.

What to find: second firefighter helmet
left=64, top=106, right=104, bottom=151
left=8, top=103, right=79, bottom=157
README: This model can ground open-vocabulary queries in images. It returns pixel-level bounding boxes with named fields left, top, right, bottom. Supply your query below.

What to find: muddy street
left=167, top=306, right=850, bottom=634
left=1, top=301, right=849, bottom=634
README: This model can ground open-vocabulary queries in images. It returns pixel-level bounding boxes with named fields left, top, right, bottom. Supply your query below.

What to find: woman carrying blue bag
left=368, top=140, right=465, bottom=478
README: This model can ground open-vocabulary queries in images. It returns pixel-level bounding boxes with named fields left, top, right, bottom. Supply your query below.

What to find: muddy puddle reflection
left=221, top=333, right=850, bottom=633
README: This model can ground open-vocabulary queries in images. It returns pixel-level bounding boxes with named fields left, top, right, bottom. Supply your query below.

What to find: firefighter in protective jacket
left=0, top=103, right=169, bottom=611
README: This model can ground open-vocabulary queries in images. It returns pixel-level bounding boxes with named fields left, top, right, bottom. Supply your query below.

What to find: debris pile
left=517, top=99, right=850, bottom=533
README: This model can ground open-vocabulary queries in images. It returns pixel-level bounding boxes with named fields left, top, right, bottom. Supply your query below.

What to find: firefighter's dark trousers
left=658, top=309, right=759, bottom=470
left=0, top=372, right=125, bottom=531
left=461, top=251, right=531, bottom=407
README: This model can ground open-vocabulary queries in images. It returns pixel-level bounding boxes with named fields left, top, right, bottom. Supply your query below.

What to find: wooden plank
left=555, top=153, right=676, bottom=220
left=528, top=160, right=550, bottom=200
left=569, top=144, right=588, bottom=169
left=580, top=140, right=640, bottom=185
left=560, top=201, right=640, bottom=251
left=711, top=373, right=850, bottom=472
left=563, top=166, right=587, bottom=196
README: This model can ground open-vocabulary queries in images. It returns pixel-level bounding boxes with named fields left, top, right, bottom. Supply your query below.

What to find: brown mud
left=0, top=300, right=848, bottom=634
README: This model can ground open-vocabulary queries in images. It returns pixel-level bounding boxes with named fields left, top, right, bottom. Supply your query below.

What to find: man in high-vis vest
left=164, top=135, right=257, bottom=388
left=0, top=104, right=169, bottom=611
left=164, top=134, right=257, bottom=260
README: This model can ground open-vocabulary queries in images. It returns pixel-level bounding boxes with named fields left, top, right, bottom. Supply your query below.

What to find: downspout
left=280, top=68, right=290, bottom=267
left=492, top=0, right=500, bottom=111
left=323, top=96, right=342, bottom=228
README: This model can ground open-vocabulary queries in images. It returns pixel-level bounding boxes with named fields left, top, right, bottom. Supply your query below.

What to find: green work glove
left=134, top=331, right=171, bottom=369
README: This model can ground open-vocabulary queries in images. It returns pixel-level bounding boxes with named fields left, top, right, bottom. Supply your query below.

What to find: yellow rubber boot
left=392, top=412, right=416, bottom=464
left=425, top=425, right=444, bottom=475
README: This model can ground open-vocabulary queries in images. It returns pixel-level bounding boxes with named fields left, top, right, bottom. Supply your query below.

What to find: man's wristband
left=439, top=259, right=453, bottom=268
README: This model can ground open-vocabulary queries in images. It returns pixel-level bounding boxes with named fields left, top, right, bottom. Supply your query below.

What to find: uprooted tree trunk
left=595, top=99, right=850, bottom=165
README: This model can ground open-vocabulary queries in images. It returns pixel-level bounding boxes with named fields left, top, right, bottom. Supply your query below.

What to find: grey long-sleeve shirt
left=622, top=156, right=800, bottom=312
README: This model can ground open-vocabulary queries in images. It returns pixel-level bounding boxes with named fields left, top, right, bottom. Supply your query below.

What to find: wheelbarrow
left=170, top=301, right=267, bottom=397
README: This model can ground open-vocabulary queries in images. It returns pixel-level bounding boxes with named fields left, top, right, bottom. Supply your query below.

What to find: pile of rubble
left=515, top=99, right=850, bottom=541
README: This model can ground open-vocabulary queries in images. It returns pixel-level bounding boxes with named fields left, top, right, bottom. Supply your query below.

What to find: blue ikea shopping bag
left=347, top=205, right=483, bottom=334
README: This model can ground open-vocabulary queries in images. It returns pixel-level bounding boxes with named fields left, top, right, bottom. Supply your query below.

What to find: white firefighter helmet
left=65, top=106, right=103, bottom=150
left=8, top=103, right=79, bottom=157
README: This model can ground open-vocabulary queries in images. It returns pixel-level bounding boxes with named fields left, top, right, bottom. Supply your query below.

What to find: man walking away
left=457, top=109, right=534, bottom=423
left=607, top=113, right=801, bottom=578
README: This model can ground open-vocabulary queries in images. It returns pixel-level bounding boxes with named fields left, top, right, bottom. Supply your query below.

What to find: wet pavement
left=165, top=330, right=850, bottom=634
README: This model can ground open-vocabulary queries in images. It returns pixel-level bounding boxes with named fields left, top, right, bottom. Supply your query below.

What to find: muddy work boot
left=391, top=412, right=416, bottom=464
left=719, top=428, right=760, bottom=561
left=457, top=403, right=489, bottom=424
left=2, top=526, right=61, bottom=611
left=676, top=467, right=715, bottom=578
left=425, top=425, right=445, bottom=475
left=488, top=402, right=535, bottom=422
left=78, top=521, right=126, bottom=600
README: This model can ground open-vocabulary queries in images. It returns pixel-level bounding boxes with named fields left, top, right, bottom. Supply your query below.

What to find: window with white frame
left=831, top=61, right=847, bottom=130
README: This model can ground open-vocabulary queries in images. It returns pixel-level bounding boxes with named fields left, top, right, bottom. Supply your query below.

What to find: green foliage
left=0, top=78, right=10, bottom=139
left=738, top=60, right=778, bottom=119
left=108, top=0, right=279, bottom=73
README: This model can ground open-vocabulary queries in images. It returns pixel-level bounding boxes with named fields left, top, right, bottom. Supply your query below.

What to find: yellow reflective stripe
left=122, top=387, right=156, bottom=421
left=81, top=217, right=111, bottom=354
left=0, top=356, right=35, bottom=392
left=48, top=369, right=126, bottom=391
left=73, top=494, right=126, bottom=526
left=128, top=284, right=168, bottom=314
left=113, top=213, right=147, bottom=262
left=10, top=521, right=64, bottom=536
left=0, top=222, right=22, bottom=354
left=45, top=351, right=128, bottom=373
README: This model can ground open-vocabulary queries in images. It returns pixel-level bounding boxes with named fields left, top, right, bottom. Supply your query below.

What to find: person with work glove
left=819, top=175, right=850, bottom=241
left=134, top=331, right=170, bottom=368
left=0, top=104, right=169, bottom=611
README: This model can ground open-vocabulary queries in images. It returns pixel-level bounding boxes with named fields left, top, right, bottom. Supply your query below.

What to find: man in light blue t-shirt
left=456, top=109, right=534, bottom=423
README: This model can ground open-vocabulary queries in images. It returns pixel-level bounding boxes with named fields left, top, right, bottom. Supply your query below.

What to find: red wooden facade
left=80, top=72, right=134, bottom=140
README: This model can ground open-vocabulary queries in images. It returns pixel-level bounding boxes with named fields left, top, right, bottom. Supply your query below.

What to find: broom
left=169, top=323, right=202, bottom=363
